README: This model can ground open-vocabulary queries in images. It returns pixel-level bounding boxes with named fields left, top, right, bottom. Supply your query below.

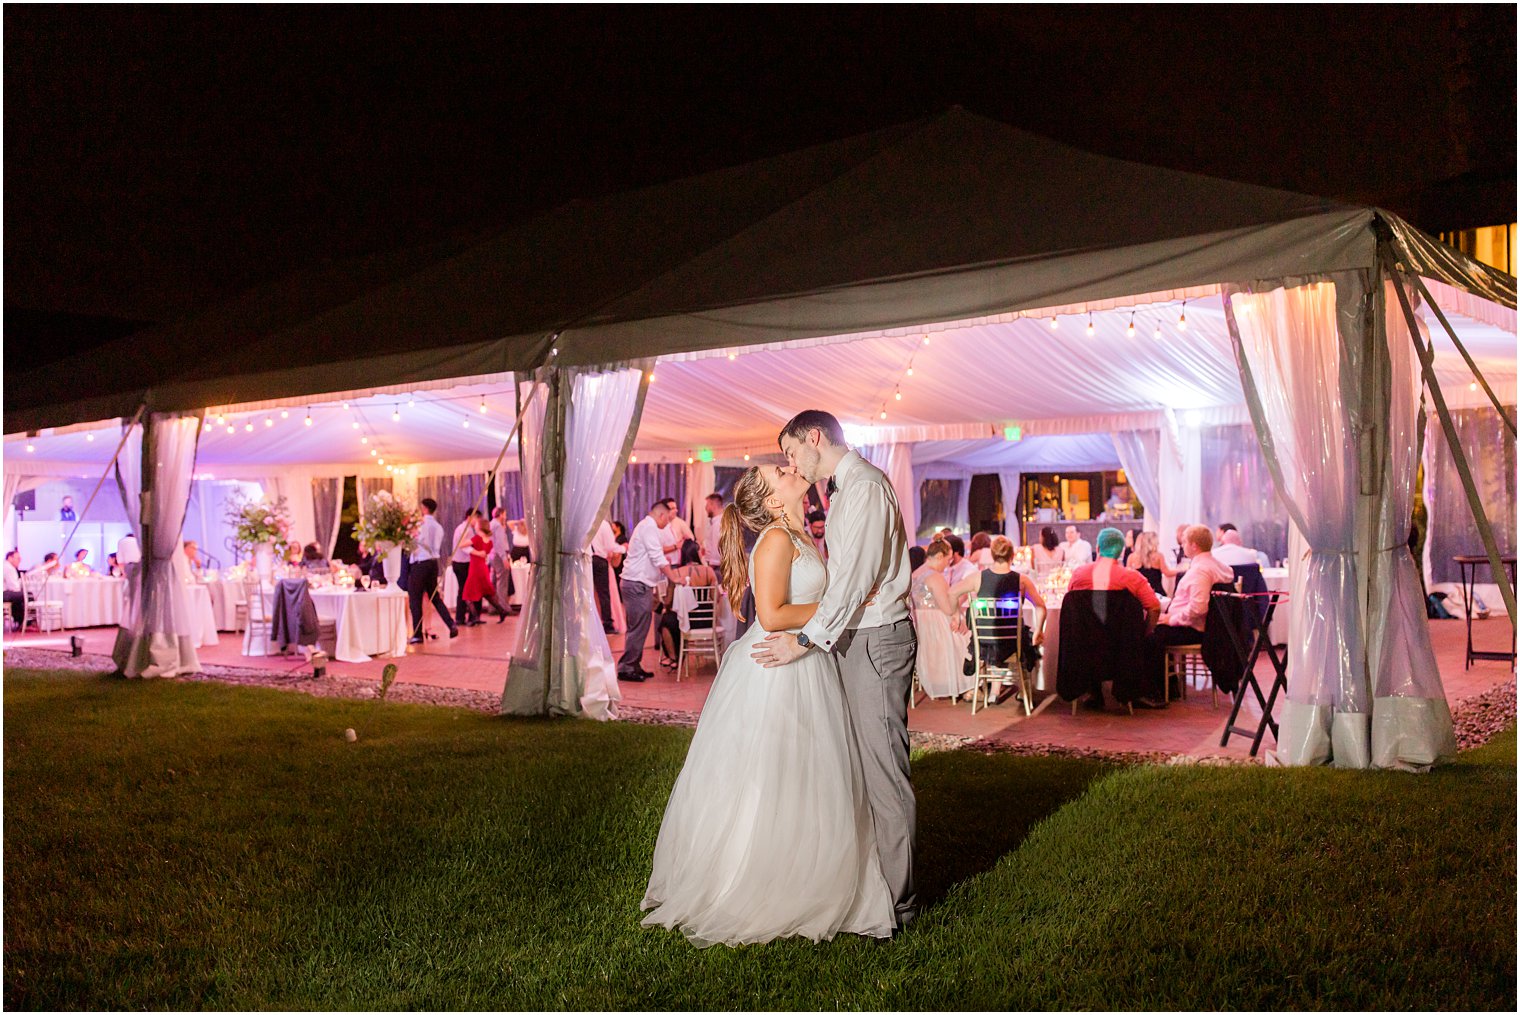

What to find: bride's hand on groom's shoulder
left=751, top=631, right=807, bottom=668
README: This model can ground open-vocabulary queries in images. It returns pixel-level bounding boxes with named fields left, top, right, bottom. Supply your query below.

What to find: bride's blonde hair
left=719, top=466, right=777, bottom=620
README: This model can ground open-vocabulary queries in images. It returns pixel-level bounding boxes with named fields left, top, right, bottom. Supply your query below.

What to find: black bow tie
left=826, top=477, right=837, bottom=498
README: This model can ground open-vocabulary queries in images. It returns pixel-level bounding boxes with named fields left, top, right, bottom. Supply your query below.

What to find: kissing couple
left=640, top=409, right=919, bottom=947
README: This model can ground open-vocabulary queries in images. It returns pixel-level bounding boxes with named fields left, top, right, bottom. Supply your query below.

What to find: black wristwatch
left=796, top=631, right=813, bottom=650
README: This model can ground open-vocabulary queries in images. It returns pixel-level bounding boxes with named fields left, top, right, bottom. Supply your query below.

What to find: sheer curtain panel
left=1111, top=430, right=1163, bottom=534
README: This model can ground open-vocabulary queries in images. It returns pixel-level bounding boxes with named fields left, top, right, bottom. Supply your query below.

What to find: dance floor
left=6, top=610, right=1512, bottom=761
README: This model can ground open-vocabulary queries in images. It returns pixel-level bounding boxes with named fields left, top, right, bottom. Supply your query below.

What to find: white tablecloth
left=58, top=577, right=125, bottom=628
left=260, top=586, right=409, bottom=663
left=186, top=583, right=219, bottom=648
left=1036, top=602, right=1061, bottom=692
left=1261, top=567, right=1289, bottom=646
left=202, top=577, right=246, bottom=631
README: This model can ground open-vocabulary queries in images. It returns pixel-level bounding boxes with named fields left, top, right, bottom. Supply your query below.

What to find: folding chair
left=1216, top=588, right=1290, bottom=757
left=674, top=584, right=721, bottom=681
left=24, top=576, right=65, bottom=633
left=241, top=575, right=271, bottom=656
left=968, top=597, right=1032, bottom=716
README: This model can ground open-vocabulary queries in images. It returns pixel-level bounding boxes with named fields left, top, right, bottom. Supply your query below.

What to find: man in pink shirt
left=1142, top=524, right=1235, bottom=704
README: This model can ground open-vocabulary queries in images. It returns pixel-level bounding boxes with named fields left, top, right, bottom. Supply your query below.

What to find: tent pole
left=1382, top=244, right=1517, bottom=625
left=1404, top=271, right=1517, bottom=436
left=58, top=403, right=147, bottom=561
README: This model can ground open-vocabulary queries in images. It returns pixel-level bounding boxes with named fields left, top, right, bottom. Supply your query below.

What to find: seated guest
left=301, top=542, right=330, bottom=572
left=968, top=531, right=993, bottom=568
left=285, top=543, right=304, bottom=566
left=66, top=548, right=93, bottom=577
left=1063, top=525, right=1094, bottom=567
left=908, top=545, right=927, bottom=572
left=935, top=526, right=955, bottom=542
left=943, top=533, right=979, bottom=593
left=910, top=540, right=973, bottom=700
left=1142, top=524, right=1234, bottom=705
left=182, top=540, right=205, bottom=578
left=1126, top=531, right=1168, bottom=596
left=1032, top=526, right=1065, bottom=576
left=1212, top=524, right=1271, bottom=569
left=29, top=552, right=61, bottom=583
left=655, top=539, right=719, bottom=668
left=948, top=535, right=1046, bottom=700
left=1071, top=528, right=1161, bottom=630
left=106, top=552, right=124, bottom=578
left=4, top=549, right=23, bottom=628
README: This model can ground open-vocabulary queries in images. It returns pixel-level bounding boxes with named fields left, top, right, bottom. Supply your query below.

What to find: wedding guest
left=28, top=552, right=61, bottom=586
left=4, top=549, right=23, bottom=627
left=183, top=540, right=205, bottom=578
left=301, top=542, right=329, bottom=572
left=947, top=535, right=1047, bottom=701
left=908, top=545, right=926, bottom=571
left=451, top=509, right=480, bottom=628
left=489, top=508, right=517, bottom=615
left=1168, top=523, right=1191, bottom=568
left=943, top=533, right=978, bottom=593
left=461, top=514, right=501, bottom=626
left=117, top=533, right=141, bottom=584
left=106, top=552, right=124, bottom=578
left=59, top=495, right=76, bottom=521
left=655, top=539, right=718, bottom=668
left=610, top=520, right=628, bottom=581
left=968, top=531, right=993, bottom=568
left=702, top=493, right=725, bottom=570
left=1142, top=524, right=1234, bottom=705
left=1063, top=525, right=1094, bottom=567
left=407, top=498, right=459, bottom=644
left=1126, top=530, right=1168, bottom=596
left=659, top=497, right=695, bottom=566
left=806, top=510, right=829, bottom=563
left=911, top=540, right=973, bottom=700
left=1032, top=526, right=1065, bottom=576
left=1069, top=528, right=1160, bottom=630
left=590, top=516, right=624, bottom=634
left=508, top=519, right=532, bottom=562
left=67, top=548, right=93, bottom=577
left=1212, top=524, right=1272, bottom=569
left=617, top=500, right=688, bottom=682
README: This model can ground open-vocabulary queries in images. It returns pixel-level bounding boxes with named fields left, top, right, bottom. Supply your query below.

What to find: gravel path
left=7, top=647, right=1514, bottom=765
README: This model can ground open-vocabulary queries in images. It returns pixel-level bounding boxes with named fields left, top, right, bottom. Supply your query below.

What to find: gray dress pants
left=834, top=617, right=919, bottom=927
left=618, top=579, right=654, bottom=676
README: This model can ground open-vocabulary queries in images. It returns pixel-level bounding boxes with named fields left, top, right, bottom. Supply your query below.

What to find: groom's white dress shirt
left=798, top=450, right=912, bottom=652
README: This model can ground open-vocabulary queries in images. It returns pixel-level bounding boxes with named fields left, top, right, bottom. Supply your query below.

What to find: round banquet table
left=1260, top=567, right=1289, bottom=646
left=259, top=585, right=409, bottom=663
left=202, top=576, right=247, bottom=631
left=58, top=576, right=126, bottom=628
left=185, top=583, right=220, bottom=648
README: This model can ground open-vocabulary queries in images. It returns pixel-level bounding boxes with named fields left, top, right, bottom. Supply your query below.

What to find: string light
left=1153, top=320, right=1163, bottom=339
left=478, top=398, right=488, bottom=414
left=879, top=408, right=888, bottom=420
left=1049, top=316, right=1060, bottom=330
left=727, top=352, right=737, bottom=361
left=922, top=334, right=931, bottom=346
left=630, top=454, right=638, bottom=464
left=360, top=436, right=369, bottom=444
left=648, top=372, right=656, bottom=383
left=304, top=410, right=313, bottom=427
left=351, top=420, right=360, bottom=430
left=216, top=414, right=226, bottom=425
left=226, top=425, right=235, bottom=435
left=204, top=420, right=214, bottom=431
left=906, top=365, right=914, bottom=376
left=743, top=451, right=751, bottom=461
left=1470, top=381, right=1478, bottom=391
left=385, top=465, right=393, bottom=472
left=687, top=454, right=695, bottom=464
left=1126, top=313, right=1136, bottom=338
left=25, top=443, right=34, bottom=453
left=894, top=388, right=902, bottom=401
left=462, top=418, right=470, bottom=429
left=342, top=401, right=350, bottom=410
left=1178, top=301, right=1188, bottom=331
left=85, top=432, right=95, bottom=442
left=369, top=448, right=377, bottom=456
left=264, top=417, right=274, bottom=427
left=244, top=422, right=254, bottom=432
left=392, top=407, right=401, bottom=423
left=280, top=409, right=289, bottom=419
left=1086, top=314, right=1095, bottom=337
left=408, top=394, right=416, bottom=407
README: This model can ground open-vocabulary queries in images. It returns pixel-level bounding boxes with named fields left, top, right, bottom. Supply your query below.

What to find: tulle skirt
left=641, top=623, right=895, bottom=947
left=915, top=608, right=973, bottom=699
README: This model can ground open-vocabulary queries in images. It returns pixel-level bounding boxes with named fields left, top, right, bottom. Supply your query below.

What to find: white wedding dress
left=641, top=524, right=895, bottom=947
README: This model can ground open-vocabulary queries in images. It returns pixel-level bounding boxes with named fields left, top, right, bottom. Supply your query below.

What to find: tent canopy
left=12, top=107, right=1512, bottom=437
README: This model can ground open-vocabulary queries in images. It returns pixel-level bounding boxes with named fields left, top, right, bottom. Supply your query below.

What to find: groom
left=753, top=409, right=919, bottom=931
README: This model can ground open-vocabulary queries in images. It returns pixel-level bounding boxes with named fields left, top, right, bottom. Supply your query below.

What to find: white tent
left=5, top=110, right=1514, bottom=768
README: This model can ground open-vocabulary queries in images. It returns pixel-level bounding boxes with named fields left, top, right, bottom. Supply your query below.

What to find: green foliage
left=4, top=668, right=1514, bottom=1010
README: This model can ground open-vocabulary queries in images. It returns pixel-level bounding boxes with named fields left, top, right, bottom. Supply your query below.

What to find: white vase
left=382, top=545, right=403, bottom=585
left=253, top=543, right=275, bottom=580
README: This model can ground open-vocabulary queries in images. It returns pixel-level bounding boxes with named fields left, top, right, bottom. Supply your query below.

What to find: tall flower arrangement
left=353, top=490, right=420, bottom=552
left=225, top=494, right=292, bottom=558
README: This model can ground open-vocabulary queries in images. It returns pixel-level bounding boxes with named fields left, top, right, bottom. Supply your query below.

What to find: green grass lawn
left=5, top=667, right=1514, bottom=1010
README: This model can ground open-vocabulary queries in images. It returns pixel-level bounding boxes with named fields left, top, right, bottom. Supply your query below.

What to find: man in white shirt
left=450, top=509, right=479, bottom=627
left=942, top=533, right=979, bottom=589
left=4, top=549, right=23, bottom=628
left=408, top=498, right=459, bottom=644
left=590, top=516, right=625, bottom=635
left=617, top=501, right=688, bottom=681
left=755, top=409, right=919, bottom=931
left=489, top=508, right=516, bottom=615
left=1212, top=524, right=1272, bottom=570
left=702, top=493, right=724, bottom=570
left=1063, top=525, right=1094, bottom=568
left=1143, top=524, right=1235, bottom=705
left=659, top=497, right=694, bottom=566
left=116, top=532, right=141, bottom=585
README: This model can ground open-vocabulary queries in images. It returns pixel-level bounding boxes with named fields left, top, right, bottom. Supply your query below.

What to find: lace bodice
left=748, top=524, right=828, bottom=615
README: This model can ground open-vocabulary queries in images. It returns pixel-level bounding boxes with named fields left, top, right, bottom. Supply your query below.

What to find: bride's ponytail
left=719, top=466, right=774, bottom=621
left=720, top=505, right=750, bottom=619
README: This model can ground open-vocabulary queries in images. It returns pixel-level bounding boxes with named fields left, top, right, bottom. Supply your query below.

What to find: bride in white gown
left=641, top=464, right=895, bottom=947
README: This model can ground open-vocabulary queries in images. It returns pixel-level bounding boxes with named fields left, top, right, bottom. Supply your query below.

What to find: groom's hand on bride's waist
left=752, top=632, right=807, bottom=668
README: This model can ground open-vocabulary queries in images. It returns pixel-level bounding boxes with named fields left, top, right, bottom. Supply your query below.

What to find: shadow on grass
left=910, top=748, right=1116, bottom=910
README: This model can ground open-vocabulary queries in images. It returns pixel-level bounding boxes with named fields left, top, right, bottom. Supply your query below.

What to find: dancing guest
left=461, top=514, right=501, bottom=625
left=1142, top=524, right=1233, bottom=705
left=911, top=540, right=973, bottom=700
left=407, top=498, right=459, bottom=644
left=450, top=509, right=479, bottom=628
left=617, top=500, right=689, bottom=683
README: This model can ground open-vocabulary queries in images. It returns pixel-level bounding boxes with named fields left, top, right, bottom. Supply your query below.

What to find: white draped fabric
left=311, top=477, right=343, bottom=558
left=258, top=471, right=318, bottom=553
left=112, top=412, right=204, bottom=677
left=1111, top=429, right=1163, bottom=533
left=1370, top=281, right=1457, bottom=768
left=685, top=461, right=716, bottom=532
left=504, top=381, right=551, bottom=713
left=859, top=443, right=917, bottom=544
left=504, top=366, right=649, bottom=718
left=3, top=473, right=20, bottom=550
left=996, top=471, right=1021, bottom=539
left=1226, top=277, right=1374, bottom=767
left=1158, top=410, right=1202, bottom=548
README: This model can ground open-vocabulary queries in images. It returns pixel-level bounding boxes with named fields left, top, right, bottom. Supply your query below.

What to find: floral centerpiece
left=353, top=490, right=420, bottom=552
left=226, top=494, right=292, bottom=557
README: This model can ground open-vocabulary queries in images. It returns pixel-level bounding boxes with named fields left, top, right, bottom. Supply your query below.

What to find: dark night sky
left=5, top=5, right=1515, bottom=345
